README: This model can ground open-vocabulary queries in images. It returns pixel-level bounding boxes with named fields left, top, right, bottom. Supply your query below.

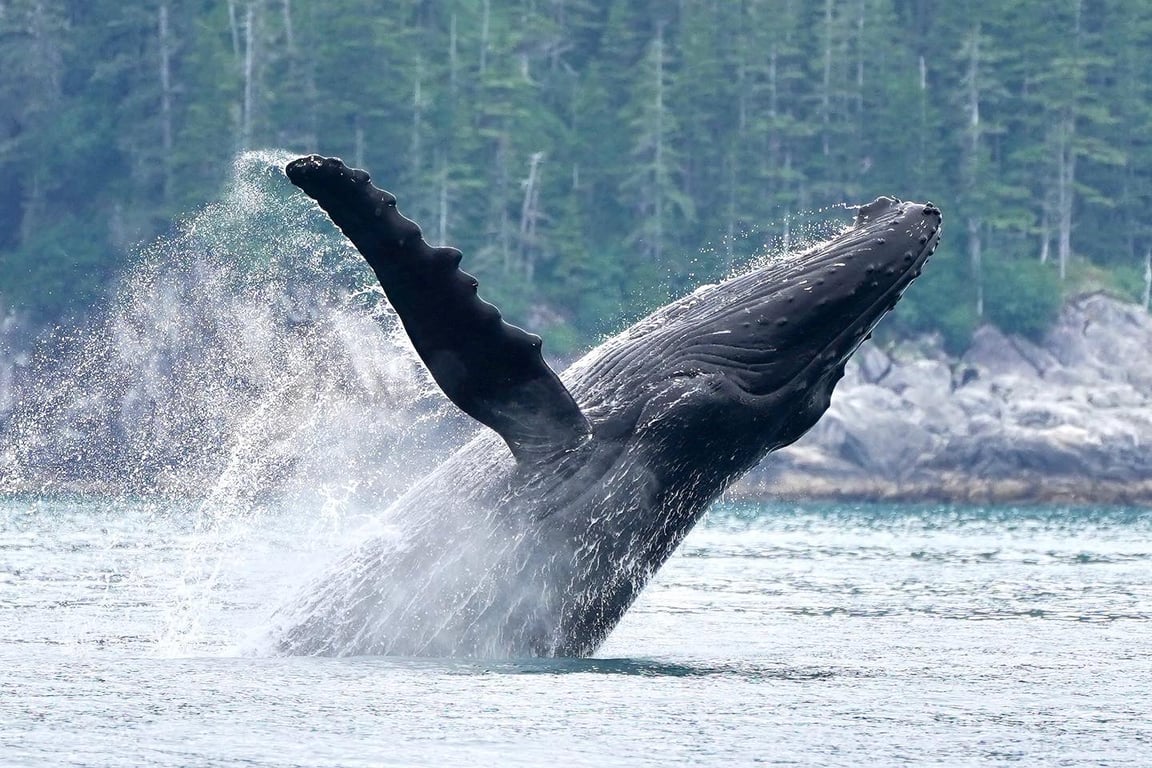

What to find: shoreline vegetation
left=3, top=2, right=1152, bottom=352
left=733, top=475, right=1152, bottom=508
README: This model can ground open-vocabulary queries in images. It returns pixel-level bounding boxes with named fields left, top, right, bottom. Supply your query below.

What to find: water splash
left=0, top=150, right=467, bottom=651
left=703, top=206, right=855, bottom=281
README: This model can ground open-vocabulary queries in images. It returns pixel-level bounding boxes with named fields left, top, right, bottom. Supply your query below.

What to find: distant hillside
left=2, top=1, right=1152, bottom=350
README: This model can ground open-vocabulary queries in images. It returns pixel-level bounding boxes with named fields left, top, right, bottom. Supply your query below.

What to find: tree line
left=2, top=0, right=1151, bottom=352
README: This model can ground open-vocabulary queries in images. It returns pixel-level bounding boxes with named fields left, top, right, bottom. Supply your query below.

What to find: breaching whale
left=276, top=154, right=941, bottom=657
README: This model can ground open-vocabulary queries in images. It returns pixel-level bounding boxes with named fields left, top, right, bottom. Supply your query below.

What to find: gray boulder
left=755, top=293, right=1152, bottom=503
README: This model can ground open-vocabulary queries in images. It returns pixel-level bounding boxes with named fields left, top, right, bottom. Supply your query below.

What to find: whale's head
left=567, top=197, right=941, bottom=470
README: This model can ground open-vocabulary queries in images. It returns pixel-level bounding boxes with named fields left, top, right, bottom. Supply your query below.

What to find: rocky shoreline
left=740, top=293, right=1152, bottom=506
left=736, top=472, right=1152, bottom=507
left=4, top=293, right=1152, bottom=507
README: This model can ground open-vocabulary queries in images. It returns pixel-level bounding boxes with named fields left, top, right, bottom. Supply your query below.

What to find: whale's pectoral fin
left=286, top=155, right=591, bottom=463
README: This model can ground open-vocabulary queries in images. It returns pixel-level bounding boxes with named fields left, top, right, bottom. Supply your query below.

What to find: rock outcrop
left=743, top=294, right=1152, bottom=505
left=5, top=290, right=1151, bottom=505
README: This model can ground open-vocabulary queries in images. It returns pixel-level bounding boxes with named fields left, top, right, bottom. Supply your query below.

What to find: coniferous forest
left=2, top=0, right=1152, bottom=351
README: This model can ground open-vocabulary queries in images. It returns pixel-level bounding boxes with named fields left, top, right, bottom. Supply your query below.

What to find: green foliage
left=1104, top=263, right=1152, bottom=304
left=983, top=259, right=1063, bottom=340
left=0, top=215, right=113, bottom=321
left=3, top=0, right=1152, bottom=351
left=538, top=321, right=586, bottom=360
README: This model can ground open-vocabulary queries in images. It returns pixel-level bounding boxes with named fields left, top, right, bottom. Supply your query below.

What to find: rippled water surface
left=2, top=498, right=1150, bottom=766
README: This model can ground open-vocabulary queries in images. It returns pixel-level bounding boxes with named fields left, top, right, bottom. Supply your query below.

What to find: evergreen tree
left=620, top=23, right=695, bottom=302
left=4, top=0, right=1152, bottom=343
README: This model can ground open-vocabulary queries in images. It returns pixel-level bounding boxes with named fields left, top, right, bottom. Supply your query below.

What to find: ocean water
left=1, top=498, right=1149, bottom=767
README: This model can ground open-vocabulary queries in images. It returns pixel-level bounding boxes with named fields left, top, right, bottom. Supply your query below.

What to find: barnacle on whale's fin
left=286, top=155, right=591, bottom=463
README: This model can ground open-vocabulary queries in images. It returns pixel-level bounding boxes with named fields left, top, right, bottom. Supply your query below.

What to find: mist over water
left=1, top=151, right=463, bottom=501
left=0, top=151, right=473, bottom=649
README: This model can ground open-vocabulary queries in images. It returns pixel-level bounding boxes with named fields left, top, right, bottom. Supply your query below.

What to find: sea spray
left=0, top=151, right=469, bottom=651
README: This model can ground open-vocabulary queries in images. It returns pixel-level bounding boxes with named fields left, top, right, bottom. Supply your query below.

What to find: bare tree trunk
left=969, top=219, right=984, bottom=318
left=279, top=0, right=316, bottom=147
left=519, top=153, right=544, bottom=246
left=965, top=26, right=984, bottom=317
left=158, top=1, right=174, bottom=202
left=20, top=170, right=42, bottom=248
left=1056, top=0, right=1083, bottom=281
left=480, top=0, right=490, bottom=75
left=241, top=2, right=257, bottom=150
left=495, top=134, right=511, bottom=273
left=227, top=0, right=241, bottom=59
left=730, top=21, right=746, bottom=271
left=821, top=0, right=833, bottom=157
left=918, top=55, right=927, bottom=181
left=724, top=150, right=736, bottom=273
left=410, top=76, right=423, bottom=181
left=281, top=0, right=294, bottom=49
left=18, top=0, right=63, bottom=245
left=855, top=0, right=865, bottom=122
left=768, top=47, right=780, bottom=184
left=1143, top=249, right=1151, bottom=312
left=436, top=150, right=449, bottom=245
left=519, top=152, right=545, bottom=282
left=653, top=24, right=665, bottom=264
left=1056, top=117, right=1075, bottom=281
left=438, top=17, right=455, bottom=247
left=736, top=42, right=747, bottom=135
left=1039, top=209, right=1051, bottom=264
left=354, top=118, right=364, bottom=169
left=449, top=13, right=458, bottom=95
left=781, top=150, right=793, bottom=252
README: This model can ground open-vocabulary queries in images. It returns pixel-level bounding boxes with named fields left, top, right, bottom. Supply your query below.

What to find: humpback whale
left=277, top=155, right=941, bottom=657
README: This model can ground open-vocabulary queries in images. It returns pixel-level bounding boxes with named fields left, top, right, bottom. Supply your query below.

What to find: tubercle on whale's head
left=729, top=197, right=940, bottom=445
left=581, top=197, right=941, bottom=455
